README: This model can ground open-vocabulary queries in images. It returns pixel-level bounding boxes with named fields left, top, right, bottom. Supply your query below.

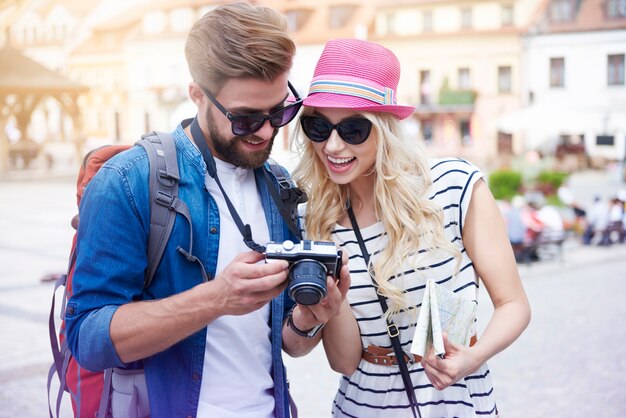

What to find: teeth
left=244, top=138, right=263, bottom=145
left=328, top=155, right=354, bottom=164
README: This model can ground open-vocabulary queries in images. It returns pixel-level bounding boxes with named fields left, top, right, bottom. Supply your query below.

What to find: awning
left=497, top=105, right=603, bottom=135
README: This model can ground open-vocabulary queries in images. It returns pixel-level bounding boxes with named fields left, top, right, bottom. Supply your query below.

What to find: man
left=65, top=3, right=349, bottom=417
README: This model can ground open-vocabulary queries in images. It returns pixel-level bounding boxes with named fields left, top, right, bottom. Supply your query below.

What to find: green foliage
left=438, top=77, right=476, bottom=105
left=545, top=194, right=562, bottom=206
left=488, top=169, right=523, bottom=201
left=535, top=170, right=569, bottom=196
left=439, top=90, right=476, bottom=105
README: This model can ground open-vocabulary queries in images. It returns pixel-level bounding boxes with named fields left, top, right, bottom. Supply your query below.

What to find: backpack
left=47, top=131, right=305, bottom=418
left=47, top=131, right=185, bottom=418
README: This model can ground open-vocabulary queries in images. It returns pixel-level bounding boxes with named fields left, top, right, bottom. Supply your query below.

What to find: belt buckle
left=403, top=350, right=415, bottom=367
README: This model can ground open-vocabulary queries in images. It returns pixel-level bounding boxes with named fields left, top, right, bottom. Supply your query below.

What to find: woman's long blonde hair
left=291, top=110, right=461, bottom=318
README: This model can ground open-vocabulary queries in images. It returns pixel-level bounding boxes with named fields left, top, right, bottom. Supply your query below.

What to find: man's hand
left=211, top=251, right=289, bottom=316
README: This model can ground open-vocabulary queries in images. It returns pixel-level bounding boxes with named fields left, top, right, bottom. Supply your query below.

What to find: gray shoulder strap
left=137, top=131, right=181, bottom=288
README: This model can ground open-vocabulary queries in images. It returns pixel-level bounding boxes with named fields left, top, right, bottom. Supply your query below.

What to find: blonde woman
left=291, top=38, right=531, bottom=417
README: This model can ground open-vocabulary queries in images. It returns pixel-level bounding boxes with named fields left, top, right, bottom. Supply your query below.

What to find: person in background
left=64, top=4, right=349, bottom=417
left=583, top=195, right=609, bottom=245
left=606, top=196, right=625, bottom=244
left=536, top=202, right=565, bottom=241
left=507, top=195, right=530, bottom=262
left=291, top=38, right=531, bottom=417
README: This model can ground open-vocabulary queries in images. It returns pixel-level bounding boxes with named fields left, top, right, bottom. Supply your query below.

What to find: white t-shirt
left=196, top=158, right=273, bottom=418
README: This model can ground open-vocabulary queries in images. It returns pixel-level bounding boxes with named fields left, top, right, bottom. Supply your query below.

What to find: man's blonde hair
left=292, top=111, right=461, bottom=319
left=185, top=2, right=295, bottom=93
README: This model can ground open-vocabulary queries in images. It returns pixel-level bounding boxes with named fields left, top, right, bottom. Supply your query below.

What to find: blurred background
left=1, top=0, right=625, bottom=417
left=1, top=0, right=625, bottom=178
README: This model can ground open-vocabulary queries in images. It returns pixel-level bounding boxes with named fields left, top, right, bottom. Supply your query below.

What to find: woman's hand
left=296, top=263, right=351, bottom=329
left=421, top=332, right=482, bottom=390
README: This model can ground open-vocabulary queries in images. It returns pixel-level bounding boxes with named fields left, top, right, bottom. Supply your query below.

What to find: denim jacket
left=65, top=124, right=297, bottom=418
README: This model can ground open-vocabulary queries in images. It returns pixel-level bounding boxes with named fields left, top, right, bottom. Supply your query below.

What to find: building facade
left=2, top=0, right=624, bottom=172
left=511, top=0, right=626, bottom=169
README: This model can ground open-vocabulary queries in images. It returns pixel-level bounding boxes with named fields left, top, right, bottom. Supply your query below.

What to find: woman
left=291, top=38, right=530, bottom=417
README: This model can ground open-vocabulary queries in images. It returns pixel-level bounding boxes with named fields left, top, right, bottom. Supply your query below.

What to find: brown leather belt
left=362, top=335, right=477, bottom=366
left=362, top=345, right=422, bottom=365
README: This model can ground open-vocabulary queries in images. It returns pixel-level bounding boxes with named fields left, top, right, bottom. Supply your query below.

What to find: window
left=460, top=120, right=472, bottom=146
left=419, top=70, right=432, bottom=104
left=550, top=57, right=565, bottom=87
left=606, top=0, right=626, bottom=18
left=550, top=0, right=574, bottom=22
left=501, top=5, right=514, bottom=26
left=142, top=11, right=166, bottom=34
left=385, top=12, right=396, bottom=35
left=423, top=11, right=433, bottom=32
left=461, top=8, right=472, bottom=29
left=498, top=132, right=513, bottom=154
left=498, top=66, right=512, bottom=93
left=286, top=10, right=311, bottom=32
left=608, top=54, right=625, bottom=86
left=171, top=8, right=194, bottom=32
left=458, top=68, right=471, bottom=90
left=421, top=120, right=433, bottom=144
left=329, top=5, right=356, bottom=29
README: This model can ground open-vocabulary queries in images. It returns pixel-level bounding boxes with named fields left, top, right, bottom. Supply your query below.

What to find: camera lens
left=288, top=260, right=327, bottom=305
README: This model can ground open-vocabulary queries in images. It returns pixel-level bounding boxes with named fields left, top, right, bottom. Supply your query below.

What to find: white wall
left=522, top=29, right=626, bottom=160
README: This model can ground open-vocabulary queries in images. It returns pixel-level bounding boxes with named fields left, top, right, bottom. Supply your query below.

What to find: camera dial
left=282, top=240, right=295, bottom=251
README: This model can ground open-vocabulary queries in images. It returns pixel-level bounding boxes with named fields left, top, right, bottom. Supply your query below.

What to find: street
left=1, top=172, right=625, bottom=417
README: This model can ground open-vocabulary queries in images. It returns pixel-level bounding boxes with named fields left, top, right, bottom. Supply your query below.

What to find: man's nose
left=255, top=119, right=276, bottom=139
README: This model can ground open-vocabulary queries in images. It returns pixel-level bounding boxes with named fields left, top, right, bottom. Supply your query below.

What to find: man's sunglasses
left=300, top=116, right=373, bottom=145
left=201, top=82, right=303, bottom=136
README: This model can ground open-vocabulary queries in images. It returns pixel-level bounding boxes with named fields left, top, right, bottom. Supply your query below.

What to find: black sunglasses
left=201, top=82, right=303, bottom=136
left=300, top=116, right=373, bottom=145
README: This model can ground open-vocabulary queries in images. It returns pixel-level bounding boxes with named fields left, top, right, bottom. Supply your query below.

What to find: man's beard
left=205, top=107, right=276, bottom=169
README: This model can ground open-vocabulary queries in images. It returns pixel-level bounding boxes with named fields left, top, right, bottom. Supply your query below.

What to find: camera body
left=265, top=239, right=342, bottom=305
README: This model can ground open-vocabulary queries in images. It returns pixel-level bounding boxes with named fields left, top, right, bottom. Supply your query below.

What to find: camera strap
left=346, top=203, right=422, bottom=418
left=189, top=117, right=265, bottom=253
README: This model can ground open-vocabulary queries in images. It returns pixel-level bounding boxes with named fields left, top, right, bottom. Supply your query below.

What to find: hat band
left=309, top=80, right=396, bottom=105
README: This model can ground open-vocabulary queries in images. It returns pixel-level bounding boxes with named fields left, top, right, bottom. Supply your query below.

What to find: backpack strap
left=47, top=273, right=71, bottom=418
left=137, top=131, right=205, bottom=288
left=261, top=158, right=307, bottom=240
left=96, top=369, right=113, bottom=418
left=138, top=131, right=179, bottom=288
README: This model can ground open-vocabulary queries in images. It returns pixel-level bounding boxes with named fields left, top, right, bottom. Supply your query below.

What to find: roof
left=529, top=0, right=626, bottom=34
left=0, top=43, right=88, bottom=94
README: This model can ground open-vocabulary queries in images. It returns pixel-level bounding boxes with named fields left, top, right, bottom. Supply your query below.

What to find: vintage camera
left=265, top=239, right=342, bottom=305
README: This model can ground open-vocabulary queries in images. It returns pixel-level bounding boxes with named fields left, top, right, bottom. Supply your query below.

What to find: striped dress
left=329, top=158, right=498, bottom=417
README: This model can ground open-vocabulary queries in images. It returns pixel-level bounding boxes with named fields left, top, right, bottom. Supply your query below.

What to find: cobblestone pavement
left=1, top=170, right=625, bottom=418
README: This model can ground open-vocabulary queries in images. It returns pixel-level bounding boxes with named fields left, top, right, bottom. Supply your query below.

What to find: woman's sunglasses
left=201, top=82, right=303, bottom=136
left=300, top=116, right=373, bottom=145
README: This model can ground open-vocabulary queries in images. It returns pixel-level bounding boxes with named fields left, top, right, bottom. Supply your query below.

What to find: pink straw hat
left=302, top=38, right=415, bottom=120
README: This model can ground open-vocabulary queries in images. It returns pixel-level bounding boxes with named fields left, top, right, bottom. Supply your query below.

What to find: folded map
left=410, top=279, right=477, bottom=357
